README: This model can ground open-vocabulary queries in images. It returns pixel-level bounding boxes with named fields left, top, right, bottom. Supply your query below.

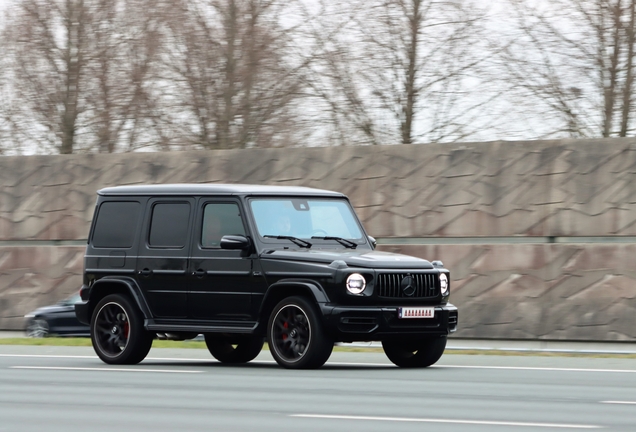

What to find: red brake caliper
left=282, top=322, right=288, bottom=340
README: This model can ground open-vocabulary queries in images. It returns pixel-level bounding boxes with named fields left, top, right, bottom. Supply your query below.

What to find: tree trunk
left=401, top=0, right=421, bottom=145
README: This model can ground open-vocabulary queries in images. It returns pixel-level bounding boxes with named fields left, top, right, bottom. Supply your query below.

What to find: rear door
left=135, top=198, right=194, bottom=318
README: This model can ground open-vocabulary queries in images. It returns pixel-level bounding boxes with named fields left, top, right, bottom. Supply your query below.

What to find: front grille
left=377, top=273, right=438, bottom=298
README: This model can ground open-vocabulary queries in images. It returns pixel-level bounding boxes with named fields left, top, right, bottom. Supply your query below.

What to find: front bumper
left=321, top=302, right=458, bottom=342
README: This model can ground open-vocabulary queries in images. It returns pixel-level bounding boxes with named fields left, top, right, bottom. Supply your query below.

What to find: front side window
left=149, top=202, right=191, bottom=248
left=201, top=203, right=246, bottom=248
left=250, top=198, right=364, bottom=241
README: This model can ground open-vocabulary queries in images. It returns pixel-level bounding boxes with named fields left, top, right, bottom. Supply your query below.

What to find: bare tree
left=156, top=0, right=309, bottom=150
left=0, top=17, right=11, bottom=155
left=0, top=11, right=9, bottom=154
left=501, top=0, right=636, bottom=138
left=0, top=0, right=89, bottom=154
left=0, top=0, right=163, bottom=154
left=82, top=0, right=165, bottom=152
left=302, top=0, right=495, bottom=146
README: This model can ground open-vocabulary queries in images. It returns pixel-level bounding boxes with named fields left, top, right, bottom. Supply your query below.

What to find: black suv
left=75, top=184, right=457, bottom=369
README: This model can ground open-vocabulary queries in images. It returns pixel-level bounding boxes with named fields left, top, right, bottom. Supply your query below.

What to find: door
left=135, top=198, right=194, bottom=318
left=188, top=200, right=259, bottom=321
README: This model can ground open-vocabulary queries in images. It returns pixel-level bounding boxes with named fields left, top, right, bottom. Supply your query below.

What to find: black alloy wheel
left=90, top=294, right=153, bottom=365
left=204, top=334, right=265, bottom=364
left=382, top=336, right=447, bottom=368
left=267, top=296, right=333, bottom=369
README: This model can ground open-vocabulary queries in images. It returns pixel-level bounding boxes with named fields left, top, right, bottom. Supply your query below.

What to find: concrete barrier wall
left=2, top=139, right=636, bottom=339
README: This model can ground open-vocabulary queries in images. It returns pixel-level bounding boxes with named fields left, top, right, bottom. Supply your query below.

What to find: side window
left=149, top=202, right=191, bottom=248
left=202, top=203, right=246, bottom=248
left=92, top=201, right=141, bottom=248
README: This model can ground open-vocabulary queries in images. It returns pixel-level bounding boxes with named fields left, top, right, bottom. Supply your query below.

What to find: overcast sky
left=0, top=0, right=11, bottom=17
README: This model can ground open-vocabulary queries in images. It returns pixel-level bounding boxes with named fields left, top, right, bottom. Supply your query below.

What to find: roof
left=97, top=183, right=345, bottom=197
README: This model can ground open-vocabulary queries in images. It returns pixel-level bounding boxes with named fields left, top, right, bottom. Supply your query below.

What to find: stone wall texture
left=2, top=138, right=636, bottom=340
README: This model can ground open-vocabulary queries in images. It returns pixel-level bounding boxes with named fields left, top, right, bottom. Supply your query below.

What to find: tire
left=204, top=334, right=265, bottom=364
left=267, top=296, right=333, bottom=369
left=90, top=294, right=153, bottom=365
left=26, top=319, right=49, bottom=338
left=382, top=336, right=447, bottom=368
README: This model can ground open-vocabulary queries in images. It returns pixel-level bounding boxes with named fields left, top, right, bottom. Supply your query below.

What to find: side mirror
left=368, top=235, right=377, bottom=249
left=220, top=235, right=251, bottom=250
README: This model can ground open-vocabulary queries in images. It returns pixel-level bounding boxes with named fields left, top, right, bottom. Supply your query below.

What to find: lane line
left=290, top=414, right=603, bottom=429
left=601, top=401, right=636, bottom=405
left=11, top=366, right=202, bottom=374
left=0, top=354, right=220, bottom=362
left=2, top=354, right=636, bottom=374
left=437, top=365, right=636, bottom=374
left=0, top=354, right=96, bottom=359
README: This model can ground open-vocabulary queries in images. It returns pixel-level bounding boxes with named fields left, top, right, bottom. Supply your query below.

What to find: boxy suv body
left=75, top=184, right=458, bottom=368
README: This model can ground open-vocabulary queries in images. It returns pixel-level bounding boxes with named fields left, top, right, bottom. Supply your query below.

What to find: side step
left=146, top=321, right=258, bottom=334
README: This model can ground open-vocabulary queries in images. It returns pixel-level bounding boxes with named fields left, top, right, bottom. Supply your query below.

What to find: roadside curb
left=338, top=338, right=636, bottom=355
left=446, top=338, right=636, bottom=355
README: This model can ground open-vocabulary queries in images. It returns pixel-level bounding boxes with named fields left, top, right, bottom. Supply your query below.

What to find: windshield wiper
left=264, top=235, right=312, bottom=248
left=311, top=236, right=357, bottom=249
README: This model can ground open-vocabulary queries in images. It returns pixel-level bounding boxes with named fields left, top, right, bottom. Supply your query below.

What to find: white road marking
left=1, top=354, right=636, bottom=374
left=436, top=365, right=636, bottom=374
left=306, top=361, right=391, bottom=367
left=291, top=414, right=603, bottom=429
left=11, top=366, right=202, bottom=373
left=601, top=401, right=636, bottom=405
left=0, top=354, right=219, bottom=362
left=0, top=354, right=96, bottom=359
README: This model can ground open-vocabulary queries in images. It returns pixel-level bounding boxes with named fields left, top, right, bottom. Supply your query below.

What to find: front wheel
left=26, top=319, right=49, bottom=338
left=267, top=296, right=333, bottom=369
left=382, top=336, right=447, bottom=368
left=90, top=294, right=153, bottom=365
left=204, top=334, right=264, bottom=364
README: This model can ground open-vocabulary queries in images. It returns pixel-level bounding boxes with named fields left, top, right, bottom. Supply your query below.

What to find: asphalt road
left=2, top=346, right=636, bottom=432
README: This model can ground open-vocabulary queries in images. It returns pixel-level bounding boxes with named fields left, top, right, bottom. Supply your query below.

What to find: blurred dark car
left=24, top=293, right=90, bottom=337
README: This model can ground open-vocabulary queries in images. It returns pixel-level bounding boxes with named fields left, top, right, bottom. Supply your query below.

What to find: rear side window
left=149, top=202, right=191, bottom=248
left=92, top=201, right=141, bottom=248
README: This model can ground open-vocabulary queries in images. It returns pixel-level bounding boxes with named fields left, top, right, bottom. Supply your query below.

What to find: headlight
left=24, top=314, right=35, bottom=319
left=346, top=273, right=366, bottom=294
left=440, top=273, right=449, bottom=296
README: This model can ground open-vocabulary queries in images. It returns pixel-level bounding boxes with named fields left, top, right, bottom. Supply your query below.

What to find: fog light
left=440, top=273, right=449, bottom=295
left=346, top=273, right=366, bottom=294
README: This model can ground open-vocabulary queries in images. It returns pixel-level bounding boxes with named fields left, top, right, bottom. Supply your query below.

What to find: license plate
left=398, top=307, right=435, bottom=319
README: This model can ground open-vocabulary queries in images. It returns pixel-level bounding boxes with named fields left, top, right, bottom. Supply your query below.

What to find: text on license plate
left=398, top=307, right=435, bottom=319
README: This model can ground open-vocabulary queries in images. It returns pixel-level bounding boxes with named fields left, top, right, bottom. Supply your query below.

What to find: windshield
left=60, top=294, right=82, bottom=305
left=250, top=198, right=365, bottom=244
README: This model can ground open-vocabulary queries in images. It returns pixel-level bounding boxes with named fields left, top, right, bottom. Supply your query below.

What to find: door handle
left=139, top=268, right=152, bottom=277
left=192, top=269, right=206, bottom=278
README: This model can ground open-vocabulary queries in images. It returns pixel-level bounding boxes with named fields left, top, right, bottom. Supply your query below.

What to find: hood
left=260, top=249, right=434, bottom=270
left=28, top=303, right=72, bottom=317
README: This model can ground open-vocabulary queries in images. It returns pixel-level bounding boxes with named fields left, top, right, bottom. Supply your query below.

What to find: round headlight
left=346, top=273, right=366, bottom=295
left=440, top=273, right=449, bottom=295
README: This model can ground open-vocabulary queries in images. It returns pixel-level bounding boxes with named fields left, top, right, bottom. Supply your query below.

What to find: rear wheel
left=204, top=334, right=265, bottom=364
left=90, top=294, right=153, bottom=365
left=267, top=296, right=333, bottom=369
left=382, top=336, right=447, bottom=368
